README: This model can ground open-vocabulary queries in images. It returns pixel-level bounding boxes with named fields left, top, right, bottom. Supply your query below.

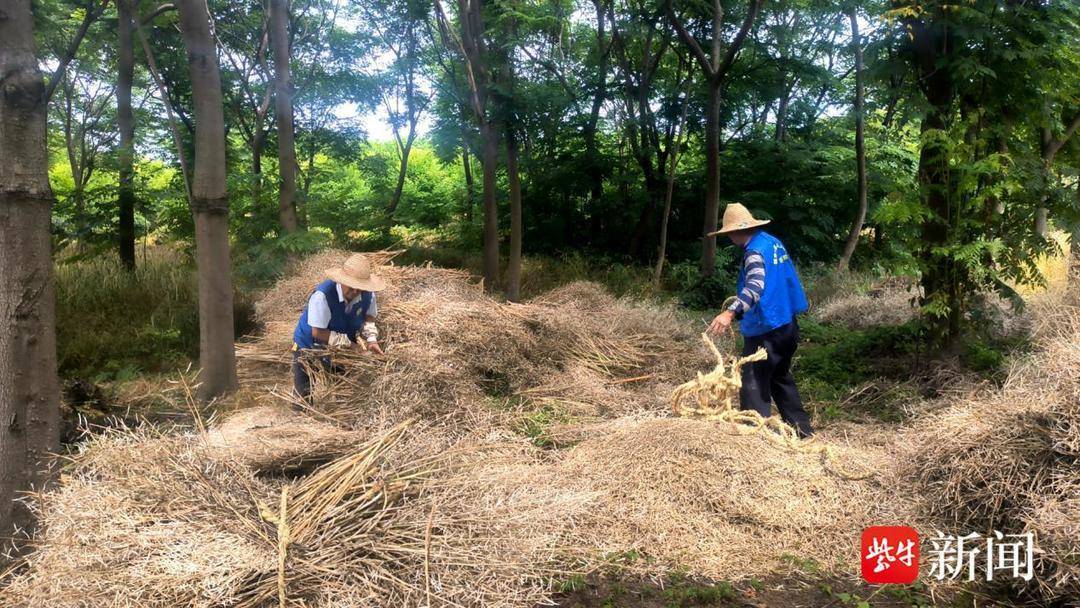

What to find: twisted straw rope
left=672, top=333, right=872, bottom=480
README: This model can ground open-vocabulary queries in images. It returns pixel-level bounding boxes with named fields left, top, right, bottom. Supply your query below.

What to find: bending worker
left=706, top=203, right=814, bottom=438
left=292, top=253, right=386, bottom=401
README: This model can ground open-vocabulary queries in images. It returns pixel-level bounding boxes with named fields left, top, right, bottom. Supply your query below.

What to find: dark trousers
left=292, top=349, right=333, bottom=402
left=739, top=320, right=814, bottom=438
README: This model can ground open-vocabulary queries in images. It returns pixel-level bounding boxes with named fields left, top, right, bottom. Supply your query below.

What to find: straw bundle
left=1, top=420, right=476, bottom=608
left=204, top=405, right=365, bottom=474
left=1, top=428, right=277, bottom=607
left=232, top=420, right=444, bottom=607
left=670, top=333, right=872, bottom=479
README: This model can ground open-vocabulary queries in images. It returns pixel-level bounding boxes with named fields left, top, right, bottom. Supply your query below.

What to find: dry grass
left=204, top=404, right=365, bottom=475
left=238, top=249, right=709, bottom=434
left=903, top=284, right=1079, bottom=601
left=0, top=420, right=522, bottom=608
left=8, top=249, right=1077, bottom=607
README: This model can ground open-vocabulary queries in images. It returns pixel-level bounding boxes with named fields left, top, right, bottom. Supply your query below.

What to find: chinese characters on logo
left=861, top=528, right=1035, bottom=584
left=926, top=531, right=1034, bottom=582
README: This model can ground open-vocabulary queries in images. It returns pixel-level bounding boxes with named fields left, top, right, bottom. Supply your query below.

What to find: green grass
left=55, top=250, right=257, bottom=381
left=794, top=318, right=922, bottom=422
left=513, top=401, right=575, bottom=448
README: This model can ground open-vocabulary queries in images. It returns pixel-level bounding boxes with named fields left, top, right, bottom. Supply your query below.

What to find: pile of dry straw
left=901, top=284, right=1080, bottom=602
left=238, top=250, right=711, bottom=437
left=3, top=250, right=1076, bottom=606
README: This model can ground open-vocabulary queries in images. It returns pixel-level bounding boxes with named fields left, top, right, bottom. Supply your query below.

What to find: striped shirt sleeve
left=727, top=251, right=766, bottom=315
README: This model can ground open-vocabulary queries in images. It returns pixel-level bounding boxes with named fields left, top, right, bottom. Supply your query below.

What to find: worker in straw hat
left=291, top=253, right=386, bottom=401
left=706, top=203, right=814, bottom=438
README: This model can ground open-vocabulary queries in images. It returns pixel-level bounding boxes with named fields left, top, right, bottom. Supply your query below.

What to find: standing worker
left=292, top=253, right=386, bottom=401
left=706, top=204, right=814, bottom=438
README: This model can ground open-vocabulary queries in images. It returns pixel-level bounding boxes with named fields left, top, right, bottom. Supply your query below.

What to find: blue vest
left=293, top=280, right=373, bottom=349
left=736, top=231, right=809, bottom=337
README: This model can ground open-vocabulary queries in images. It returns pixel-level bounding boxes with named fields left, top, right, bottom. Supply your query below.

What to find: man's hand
left=707, top=310, right=736, bottom=335
left=364, top=341, right=385, bottom=355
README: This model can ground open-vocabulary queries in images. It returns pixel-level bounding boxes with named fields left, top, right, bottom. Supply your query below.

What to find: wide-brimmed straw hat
left=325, top=253, right=386, bottom=292
left=708, top=203, right=771, bottom=236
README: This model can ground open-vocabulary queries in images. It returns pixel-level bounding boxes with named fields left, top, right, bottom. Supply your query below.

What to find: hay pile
left=238, top=249, right=709, bottom=434
left=494, top=416, right=920, bottom=581
left=1, top=419, right=566, bottom=608
left=5, top=250, right=1000, bottom=607
left=814, top=278, right=918, bottom=329
left=903, top=285, right=1079, bottom=602
left=204, top=404, right=365, bottom=474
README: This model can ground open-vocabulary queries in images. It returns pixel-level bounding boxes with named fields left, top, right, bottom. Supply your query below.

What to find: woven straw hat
left=325, top=254, right=386, bottom=292
left=708, top=203, right=770, bottom=236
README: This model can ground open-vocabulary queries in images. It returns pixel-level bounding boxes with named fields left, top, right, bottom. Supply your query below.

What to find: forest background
left=29, top=0, right=1079, bottom=384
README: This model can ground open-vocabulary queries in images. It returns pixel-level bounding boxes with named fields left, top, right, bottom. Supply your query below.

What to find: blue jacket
left=293, top=279, right=373, bottom=349
left=736, top=231, right=808, bottom=337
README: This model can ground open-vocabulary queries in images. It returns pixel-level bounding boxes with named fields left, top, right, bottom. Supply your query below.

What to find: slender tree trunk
left=838, top=7, right=866, bottom=272
left=176, top=0, right=238, bottom=400
left=0, top=0, right=62, bottom=545
left=132, top=9, right=193, bottom=202
left=479, top=121, right=500, bottom=291
left=252, top=126, right=265, bottom=207
left=1035, top=195, right=1049, bottom=237
left=387, top=130, right=416, bottom=217
left=462, top=143, right=474, bottom=221
left=774, top=85, right=791, bottom=143
left=585, top=0, right=609, bottom=207
left=117, top=0, right=137, bottom=269
left=505, top=128, right=523, bottom=301
left=655, top=88, right=691, bottom=285
left=1037, top=116, right=1080, bottom=238
left=270, top=0, right=299, bottom=233
left=433, top=0, right=499, bottom=291
left=1036, top=133, right=1052, bottom=237
left=701, top=81, right=721, bottom=276
left=1071, top=227, right=1080, bottom=284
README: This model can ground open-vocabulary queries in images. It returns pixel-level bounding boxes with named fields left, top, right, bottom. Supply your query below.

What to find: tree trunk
left=918, top=108, right=959, bottom=339
left=176, top=0, right=238, bottom=400
left=1034, top=207, right=1049, bottom=237
left=0, top=0, right=62, bottom=545
left=584, top=0, right=609, bottom=207
left=252, top=125, right=265, bottom=207
left=117, top=0, right=137, bottom=269
left=505, top=128, right=522, bottom=302
left=479, top=120, right=500, bottom=291
left=132, top=12, right=194, bottom=202
left=909, top=13, right=961, bottom=342
left=386, top=130, right=416, bottom=217
left=837, top=7, right=866, bottom=272
left=701, top=81, right=721, bottom=276
left=462, top=143, right=474, bottom=221
left=774, top=85, right=791, bottom=143
left=434, top=0, right=499, bottom=292
left=655, top=88, right=691, bottom=286
left=270, top=0, right=299, bottom=233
